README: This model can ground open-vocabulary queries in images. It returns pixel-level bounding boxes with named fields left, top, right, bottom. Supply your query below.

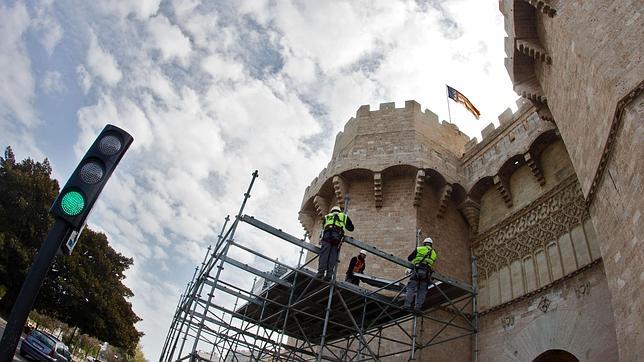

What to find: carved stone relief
left=473, top=176, right=588, bottom=276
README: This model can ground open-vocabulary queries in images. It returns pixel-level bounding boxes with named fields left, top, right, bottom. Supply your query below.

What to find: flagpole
left=446, top=85, right=453, bottom=124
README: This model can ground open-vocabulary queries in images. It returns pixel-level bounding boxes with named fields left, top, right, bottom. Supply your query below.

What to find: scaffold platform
left=160, top=172, right=478, bottom=362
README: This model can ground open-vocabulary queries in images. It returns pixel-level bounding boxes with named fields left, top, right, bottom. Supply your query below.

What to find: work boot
left=323, top=275, right=332, bottom=282
left=315, top=271, right=325, bottom=279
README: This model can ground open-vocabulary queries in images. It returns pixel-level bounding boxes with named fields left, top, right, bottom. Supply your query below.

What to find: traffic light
left=50, top=124, right=133, bottom=230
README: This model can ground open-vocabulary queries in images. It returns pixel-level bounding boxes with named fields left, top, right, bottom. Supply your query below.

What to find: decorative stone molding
left=501, top=315, right=515, bottom=330
left=458, top=197, right=481, bottom=235
left=493, top=175, right=513, bottom=208
left=536, top=104, right=554, bottom=122
left=516, top=39, right=552, bottom=64
left=473, top=176, right=587, bottom=275
left=574, top=281, right=591, bottom=298
left=586, top=80, right=644, bottom=208
left=313, top=195, right=329, bottom=217
left=515, top=79, right=548, bottom=105
left=521, top=0, right=556, bottom=17
left=537, top=296, right=551, bottom=313
left=524, top=151, right=545, bottom=186
left=413, top=170, right=425, bottom=207
left=332, top=175, right=347, bottom=209
left=297, top=211, right=315, bottom=237
left=373, top=172, right=383, bottom=208
left=436, top=184, right=453, bottom=219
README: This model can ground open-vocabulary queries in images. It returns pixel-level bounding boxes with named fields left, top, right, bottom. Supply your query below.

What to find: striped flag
left=447, top=85, right=481, bottom=120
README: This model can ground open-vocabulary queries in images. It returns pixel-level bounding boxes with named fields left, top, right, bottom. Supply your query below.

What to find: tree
left=0, top=146, right=142, bottom=353
left=39, top=229, right=142, bottom=352
left=0, top=146, right=59, bottom=312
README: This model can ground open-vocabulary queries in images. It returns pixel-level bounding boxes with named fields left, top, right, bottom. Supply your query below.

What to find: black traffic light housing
left=50, top=124, right=133, bottom=230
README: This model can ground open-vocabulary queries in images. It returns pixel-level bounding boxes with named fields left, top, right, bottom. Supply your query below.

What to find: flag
left=447, top=85, right=481, bottom=120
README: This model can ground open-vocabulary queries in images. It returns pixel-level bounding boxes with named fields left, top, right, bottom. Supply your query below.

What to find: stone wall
left=478, top=261, right=618, bottom=361
left=500, top=0, right=644, bottom=359
left=473, top=138, right=601, bottom=311
left=478, top=139, right=574, bottom=233
left=586, top=91, right=644, bottom=361
left=534, top=1, right=642, bottom=197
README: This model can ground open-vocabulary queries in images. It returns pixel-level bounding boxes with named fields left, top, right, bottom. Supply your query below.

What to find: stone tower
left=299, top=100, right=475, bottom=360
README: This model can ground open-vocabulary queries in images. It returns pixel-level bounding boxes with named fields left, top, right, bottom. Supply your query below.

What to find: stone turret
left=299, top=100, right=473, bottom=361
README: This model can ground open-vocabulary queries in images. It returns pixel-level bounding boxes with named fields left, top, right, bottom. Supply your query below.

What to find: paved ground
left=0, top=318, right=29, bottom=362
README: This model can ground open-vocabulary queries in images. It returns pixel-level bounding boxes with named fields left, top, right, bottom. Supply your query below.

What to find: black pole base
left=0, top=219, right=71, bottom=361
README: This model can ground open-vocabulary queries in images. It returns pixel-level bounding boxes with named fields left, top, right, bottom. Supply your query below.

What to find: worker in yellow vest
left=316, top=206, right=355, bottom=281
left=403, top=237, right=437, bottom=313
left=345, top=250, right=367, bottom=285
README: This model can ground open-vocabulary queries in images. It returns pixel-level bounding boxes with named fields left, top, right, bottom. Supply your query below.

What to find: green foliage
left=29, top=310, right=59, bottom=332
left=0, top=146, right=58, bottom=313
left=76, top=333, right=101, bottom=358
left=0, top=146, right=142, bottom=353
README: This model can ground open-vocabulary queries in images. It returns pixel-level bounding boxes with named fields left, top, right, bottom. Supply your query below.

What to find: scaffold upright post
left=316, top=264, right=339, bottom=361
left=191, top=216, right=231, bottom=355
left=167, top=267, right=199, bottom=361
left=410, top=313, right=418, bottom=361
left=223, top=296, right=240, bottom=360
left=165, top=284, right=192, bottom=361
left=160, top=291, right=184, bottom=361
left=177, top=266, right=200, bottom=359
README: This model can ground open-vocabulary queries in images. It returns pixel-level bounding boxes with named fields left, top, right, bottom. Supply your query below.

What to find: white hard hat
left=330, top=206, right=342, bottom=213
left=359, top=250, right=367, bottom=255
left=423, top=237, right=433, bottom=245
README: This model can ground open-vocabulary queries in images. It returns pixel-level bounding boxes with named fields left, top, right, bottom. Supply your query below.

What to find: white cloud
left=0, top=2, right=36, bottom=128
left=0, top=2, right=46, bottom=162
left=41, top=71, right=65, bottom=94
left=201, top=55, right=245, bottom=81
left=76, top=65, right=92, bottom=93
left=3, top=1, right=522, bottom=359
left=33, top=0, right=63, bottom=55
left=146, top=15, right=192, bottom=64
left=87, top=31, right=122, bottom=86
left=268, top=1, right=408, bottom=72
left=96, top=0, right=161, bottom=20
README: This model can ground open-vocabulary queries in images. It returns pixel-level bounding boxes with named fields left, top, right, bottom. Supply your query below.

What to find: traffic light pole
left=0, top=124, right=132, bottom=361
left=0, top=219, right=72, bottom=361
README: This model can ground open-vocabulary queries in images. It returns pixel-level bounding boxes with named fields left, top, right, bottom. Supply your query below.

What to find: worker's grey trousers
left=317, top=240, right=339, bottom=277
left=404, top=279, right=429, bottom=310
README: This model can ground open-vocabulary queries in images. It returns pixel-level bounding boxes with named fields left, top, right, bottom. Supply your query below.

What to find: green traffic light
left=60, top=190, right=85, bottom=216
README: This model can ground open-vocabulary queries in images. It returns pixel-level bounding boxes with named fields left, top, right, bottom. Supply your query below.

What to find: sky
left=0, top=0, right=519, bottom=359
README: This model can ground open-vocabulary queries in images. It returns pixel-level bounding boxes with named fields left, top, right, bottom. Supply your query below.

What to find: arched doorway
left=532, top=349, right=579, bottom=362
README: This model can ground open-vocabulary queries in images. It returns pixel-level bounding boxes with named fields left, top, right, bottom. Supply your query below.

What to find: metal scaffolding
left=160, top=171, right=478, bottom=361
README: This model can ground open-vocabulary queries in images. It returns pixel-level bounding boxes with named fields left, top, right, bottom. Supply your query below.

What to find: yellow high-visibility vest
left=323, top=212, right=348, bottom=230
left=411, top=246, right=437, bottom=267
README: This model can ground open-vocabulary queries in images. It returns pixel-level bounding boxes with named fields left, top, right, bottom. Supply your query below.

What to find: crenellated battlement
left=463, top=97, right=534, bottom=154
left=302, top=100, right=472, bottom=208
left=333, top=100, right=468, bottom=161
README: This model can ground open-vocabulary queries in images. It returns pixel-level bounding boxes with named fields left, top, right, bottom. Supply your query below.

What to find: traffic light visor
left=60, top=190, right=85, bottom=216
